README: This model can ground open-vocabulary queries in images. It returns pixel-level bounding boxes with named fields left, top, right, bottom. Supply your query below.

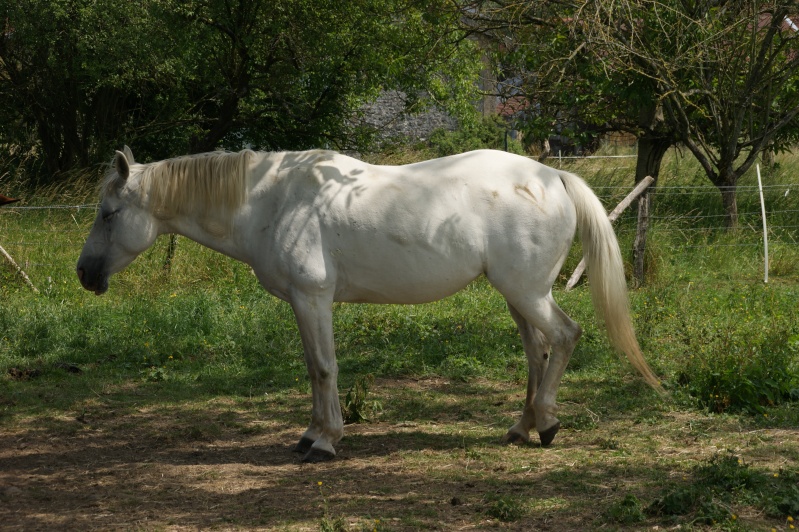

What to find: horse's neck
left=163, top=215, right=251, bottom=265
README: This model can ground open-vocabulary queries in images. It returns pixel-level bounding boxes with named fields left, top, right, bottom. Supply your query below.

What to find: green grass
left=1, top=147, right=798, bottom=530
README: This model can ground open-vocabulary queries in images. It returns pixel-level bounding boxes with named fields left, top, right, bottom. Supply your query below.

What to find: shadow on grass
left=0, top=404, right=679, bottom=531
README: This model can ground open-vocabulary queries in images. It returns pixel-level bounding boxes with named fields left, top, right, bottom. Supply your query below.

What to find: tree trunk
left=190, top=118, right=236, bottom=154
left=632, top=134, right=671, bottom=286
left=634, top=135, right=670, bottom=185
left=720, top=185, right=739, bottom=230
left=761, top=147, right=775, bottom=168
left=189, top=88, right=244, bottom=154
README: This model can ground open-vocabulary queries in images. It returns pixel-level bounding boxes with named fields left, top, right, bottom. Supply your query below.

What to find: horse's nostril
left=77, top=268, right=84, bottom=281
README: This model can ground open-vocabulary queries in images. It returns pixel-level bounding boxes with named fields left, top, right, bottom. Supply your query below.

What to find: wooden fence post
left=632, top=188, right=651, bottom=287
left=0, top=242, right=39, bottom=293
left=163, top=234, right=178, bottom=273
left=565, top=176, right=655, bottom=291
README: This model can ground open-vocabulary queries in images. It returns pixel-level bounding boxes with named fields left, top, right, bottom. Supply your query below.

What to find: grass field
left=1, top=148, right=798, bottom=530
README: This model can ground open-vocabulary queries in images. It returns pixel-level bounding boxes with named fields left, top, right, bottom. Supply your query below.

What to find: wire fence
left=0, top=181, right=797, bottom=288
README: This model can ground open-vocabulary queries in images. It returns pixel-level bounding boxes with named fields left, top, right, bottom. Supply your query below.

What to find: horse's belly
left=331, top=240, right=483, bottom=304
left=335, top=275, right=481, bottom=304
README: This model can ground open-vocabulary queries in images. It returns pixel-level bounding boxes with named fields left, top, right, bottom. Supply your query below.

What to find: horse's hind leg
left=502, top=303, right=550, bottom=445
left=503, top=293, right=582, bottom=447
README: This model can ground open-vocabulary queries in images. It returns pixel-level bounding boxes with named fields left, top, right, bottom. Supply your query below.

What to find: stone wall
left=358, top=91, right=458, bottom=142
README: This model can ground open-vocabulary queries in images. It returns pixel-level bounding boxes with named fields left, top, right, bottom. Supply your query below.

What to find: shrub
left=428, top=115, right=524, bottom=156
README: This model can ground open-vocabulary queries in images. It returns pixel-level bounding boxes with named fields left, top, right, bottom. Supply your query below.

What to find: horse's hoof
left=302, top=448, right=336, bottom=463
left=538, top=422, right=561, bottom=447
left=292, top=437, right=315, bottom=454
left=502, top=431, right=530, bottom=445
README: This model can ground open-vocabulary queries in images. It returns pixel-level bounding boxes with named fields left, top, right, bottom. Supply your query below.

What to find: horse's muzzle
left=76, top=257, right=109, bottom=295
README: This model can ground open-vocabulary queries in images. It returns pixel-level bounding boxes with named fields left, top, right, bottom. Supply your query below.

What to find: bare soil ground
left=1, top=378, right=796, bottom=531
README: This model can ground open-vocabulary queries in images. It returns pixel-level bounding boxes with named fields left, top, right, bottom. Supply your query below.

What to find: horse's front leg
left=289, top=289, right=343, bottom=463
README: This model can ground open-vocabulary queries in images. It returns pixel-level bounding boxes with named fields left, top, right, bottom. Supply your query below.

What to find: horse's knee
left=307, top=358, right=338, bottom=381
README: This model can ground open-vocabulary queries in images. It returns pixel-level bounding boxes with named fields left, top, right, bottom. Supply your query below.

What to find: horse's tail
left=558, top=170, right=663, bottom=392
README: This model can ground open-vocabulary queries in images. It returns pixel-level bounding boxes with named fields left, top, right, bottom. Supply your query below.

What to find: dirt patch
left=1, top=379, right=795, bottom=530
left=1, top=419, right=482, bottom=530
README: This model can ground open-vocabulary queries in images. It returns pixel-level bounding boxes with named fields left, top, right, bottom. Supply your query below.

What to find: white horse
left=77, top=147, right=661, bottom=462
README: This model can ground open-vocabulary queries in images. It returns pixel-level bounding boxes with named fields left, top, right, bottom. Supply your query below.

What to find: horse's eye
left=102, top=209, right=120, bottom=222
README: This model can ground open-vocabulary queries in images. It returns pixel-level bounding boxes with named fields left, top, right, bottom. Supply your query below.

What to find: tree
left=461, top=1, right=799, bottom=230
left=0, top=0, right=480, bottom=180
left=582, top=0, right=799, bottom=228
left=459, top=1, right=677, bottom=186
left=0, top=0, right=180, bottom=177
left=163, top=0, right=481, bottom=155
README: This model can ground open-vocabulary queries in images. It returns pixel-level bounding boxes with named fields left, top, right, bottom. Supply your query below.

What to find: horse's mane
left=102, top=150, right=253, bottom=234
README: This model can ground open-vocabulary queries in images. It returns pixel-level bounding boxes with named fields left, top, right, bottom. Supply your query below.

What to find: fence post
left=566, top=176, right=654, bottom=290
left=163, top=234, right=178, bottom=273
left=756, top=164, right=769, bottom=283
left=632, top=188, right=651, bottom=288
left=0, top=242, right=39, bottom=293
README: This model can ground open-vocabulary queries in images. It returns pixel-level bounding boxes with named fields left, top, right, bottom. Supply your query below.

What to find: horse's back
left=254, top=149, right=576, bottom=304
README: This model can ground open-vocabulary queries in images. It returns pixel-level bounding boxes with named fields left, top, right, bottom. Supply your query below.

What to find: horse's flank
left=102, top=150, right=253, bottom=232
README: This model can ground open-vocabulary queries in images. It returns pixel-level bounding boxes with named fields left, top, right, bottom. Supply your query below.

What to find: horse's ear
left=122, top=145, right=135, bottom=164
left=114, top=150, right=130, bottom=180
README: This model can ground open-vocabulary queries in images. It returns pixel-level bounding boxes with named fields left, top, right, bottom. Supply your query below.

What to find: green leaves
left=341, top=373, right=382, bottom=424
left=1, top=0, right=480, bottom=180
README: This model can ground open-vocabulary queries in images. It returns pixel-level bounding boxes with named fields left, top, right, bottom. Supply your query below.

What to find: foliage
left=0, top=0, right=178, bottom=178
left=427, top=115, right=524, bottom=157
left=483, top=493, right=526, bottom=522
left=583, top=0, right=799, bottom=227
left=669, top=286, right=799, bottom=414
left=681, top=340, right=799, bottom=415
left=0, top=0, right=480, bottom=181
left=317, top=481, right=349, bottom=532
left=634, top=280, right=799, bottom=416
left=342, top=373, right=382, bottom=424
left=460, top=1, right=673, bottom=166
left=463, top=0, right=799, bottom=227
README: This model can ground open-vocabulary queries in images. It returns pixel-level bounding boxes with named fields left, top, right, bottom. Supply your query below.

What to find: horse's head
left=77, top=147, right=159, bottom=295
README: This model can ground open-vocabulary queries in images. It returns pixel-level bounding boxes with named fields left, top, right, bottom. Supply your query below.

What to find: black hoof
left=292, top=437, right=315, bottom=454
left=538, top=422, right=561, bottom=447
left=502, top=432, right=529, bottom=445
left=302, top=448, right=336, bottom=463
